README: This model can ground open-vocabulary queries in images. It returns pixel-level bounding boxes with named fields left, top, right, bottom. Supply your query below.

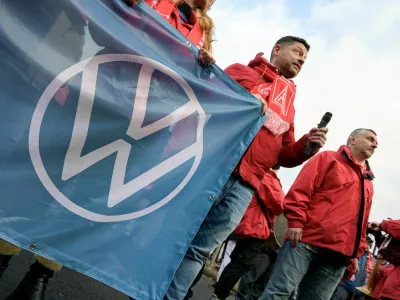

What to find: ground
left=0, top=250, right=234, bottom=300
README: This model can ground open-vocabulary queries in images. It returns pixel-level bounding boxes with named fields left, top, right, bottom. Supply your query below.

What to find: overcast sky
left=208, top=0, right=400, bottom=222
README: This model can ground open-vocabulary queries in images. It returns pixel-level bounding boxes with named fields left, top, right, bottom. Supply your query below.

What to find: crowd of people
left=0, top=0, right=398, bottom=300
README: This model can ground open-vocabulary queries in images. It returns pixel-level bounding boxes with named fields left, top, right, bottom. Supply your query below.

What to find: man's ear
left=272, top=44, right=282, bottom=58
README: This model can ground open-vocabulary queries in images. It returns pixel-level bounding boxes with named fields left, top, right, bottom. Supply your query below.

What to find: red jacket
left=234, top=170, right=285, bottom=240
left=225, top=53, right=317, bottom=191
left=143, top=0, right=205, bottom=49
left=372, top=219, right=400, bottom=300
left=374, top=263, right=400, bottom=300
left=381, top=219, right=400, bottom=240
left=284, top=145, right=375, bottom=259
left=379, top=219, right=400, bottom=265
left=91, top=0, right=205, bottom=49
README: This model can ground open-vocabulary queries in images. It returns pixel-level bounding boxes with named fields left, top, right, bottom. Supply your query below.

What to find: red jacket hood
left=224, top=52, right=294, bottom=92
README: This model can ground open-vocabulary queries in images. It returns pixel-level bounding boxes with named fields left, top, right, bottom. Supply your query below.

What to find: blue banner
left=0, top=0, right=263, bottom=298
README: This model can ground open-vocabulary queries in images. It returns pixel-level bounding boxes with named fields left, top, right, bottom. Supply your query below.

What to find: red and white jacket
left=225, top=53, right=318, bottom=191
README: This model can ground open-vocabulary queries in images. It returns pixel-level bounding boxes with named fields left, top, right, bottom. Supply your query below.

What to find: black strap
left=254, top=193, right=273, bottom=232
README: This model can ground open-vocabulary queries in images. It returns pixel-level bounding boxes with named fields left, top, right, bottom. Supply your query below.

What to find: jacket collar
left=339, top=145, right=375, bottom=180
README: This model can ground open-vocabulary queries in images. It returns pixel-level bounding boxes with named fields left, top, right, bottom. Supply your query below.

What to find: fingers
left=199, top=49, right=216, bottom=67
left=368, top=222, right=381, bottom=231
left=124, top=0, right=140, bottom=6
left=261, top=101, right=268, bottom=115
left=352, top=260, right=359, bottom=274
left=294, top=230, right=302, bottom=247
left=308, top=127, right=328, bottom=148
left=254, top=94, right=268, bottom=115
left=317, top=127, right=328, bottom=134
left=288, top=235, right=296, bottom=247
left=287, top=228, right=302, bottom=247
left=308, top=137, right=325, bottom=148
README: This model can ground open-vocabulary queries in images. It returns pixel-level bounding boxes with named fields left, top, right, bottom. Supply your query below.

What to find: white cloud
left=209, top=0, right=400, bottom=222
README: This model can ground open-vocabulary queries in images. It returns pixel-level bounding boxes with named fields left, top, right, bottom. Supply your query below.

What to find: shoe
left=0, top=254, right=13, bottom=278
left=5, top=261, right=54, bottom=300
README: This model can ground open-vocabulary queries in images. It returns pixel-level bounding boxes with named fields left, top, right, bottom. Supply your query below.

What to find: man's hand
left=124, top=0, right=140, bottom=6
left=199, top=48, right=216, bottom=67
left=368, top=222, right=381, bottom=232
left=307, top=127, right=328, bottom=149
left=350, top=258, right=359, bottom=275
left=253, top=94, right=268, bottom=115
left=287, top=228, right=303, bottom=247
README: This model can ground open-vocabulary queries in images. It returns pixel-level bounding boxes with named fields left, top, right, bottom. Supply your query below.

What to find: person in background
left=330, top=236, right=376, bottom=300
left=217, top=237, right=237, bottom=282
left=211, top=166, right=284, bottom=300
left=368, top=219, right=400, bottom=300
left=261, top=128, right=378, bottom=300
left=113, top=1, right=217, bottom=299
left=125, top=0, right=216, bottom=67
left=165, top=35, right=328, bottom=299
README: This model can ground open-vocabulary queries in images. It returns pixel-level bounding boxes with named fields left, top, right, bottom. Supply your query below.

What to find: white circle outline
left=29, top=55, right=205, bottom=222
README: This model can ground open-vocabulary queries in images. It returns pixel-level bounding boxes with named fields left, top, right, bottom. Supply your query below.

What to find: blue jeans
left=260, top=241, right=346, bottom=300
left=164, top=174, right=255, bottom=300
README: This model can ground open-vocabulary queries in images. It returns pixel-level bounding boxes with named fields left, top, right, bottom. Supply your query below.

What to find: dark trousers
left=184, top=263, right=205, bottom=299
left=235, top=249, right=275, bottom=300
left=214, top=238, right=275, bottom=300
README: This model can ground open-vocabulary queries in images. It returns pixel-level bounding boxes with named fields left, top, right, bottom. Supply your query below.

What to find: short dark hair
left=270, top=36, right=310, bottom=60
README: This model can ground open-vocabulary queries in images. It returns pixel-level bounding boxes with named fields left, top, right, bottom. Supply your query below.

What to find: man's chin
left=364, top=151, right=373, bottom=159
left=282, top=69, right=298, bottom=79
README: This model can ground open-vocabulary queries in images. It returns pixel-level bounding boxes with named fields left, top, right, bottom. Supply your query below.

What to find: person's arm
left=368, top=219, right=400, bottom=247
left=381, top=219, right=400, bottom=239
left=124, top=0, right=140, bottom=6
left=278, top=123, right=327, bottom=168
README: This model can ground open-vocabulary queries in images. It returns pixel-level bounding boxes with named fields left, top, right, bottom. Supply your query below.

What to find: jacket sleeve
left=257, top=171, right=285, bottom=217
left=381, top=219, right=400, bottom=239
left=284, top=152, right=329, bottom=228
left=278, top=123, right=319, bottom=168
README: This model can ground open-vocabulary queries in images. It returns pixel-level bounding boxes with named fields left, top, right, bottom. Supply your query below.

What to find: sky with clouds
left=208, top=0, right=400, bottom=222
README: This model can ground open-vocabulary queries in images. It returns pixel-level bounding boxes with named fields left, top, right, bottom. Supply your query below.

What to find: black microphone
left=304, top=112, right=332, bottom=155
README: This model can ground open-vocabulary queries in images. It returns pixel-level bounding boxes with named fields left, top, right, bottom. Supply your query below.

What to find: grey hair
left=346, top=128, right=377, bottom=145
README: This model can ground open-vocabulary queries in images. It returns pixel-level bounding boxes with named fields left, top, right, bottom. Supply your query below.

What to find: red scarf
left=248, top=56, right=296, bottom=136
left=343, top=146, right=367, bottom=173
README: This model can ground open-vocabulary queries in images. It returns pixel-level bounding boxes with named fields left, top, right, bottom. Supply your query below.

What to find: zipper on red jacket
left=352, top=169, right=365, bottom=258
left=341, top=150, right=366, bottom=258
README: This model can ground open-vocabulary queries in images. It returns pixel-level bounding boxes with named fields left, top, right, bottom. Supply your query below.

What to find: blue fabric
left=260, top=242, right=346, bottom=300
left=0, top=0, right=264, bottom=299
left=165, top=174, right=255, bottom=299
